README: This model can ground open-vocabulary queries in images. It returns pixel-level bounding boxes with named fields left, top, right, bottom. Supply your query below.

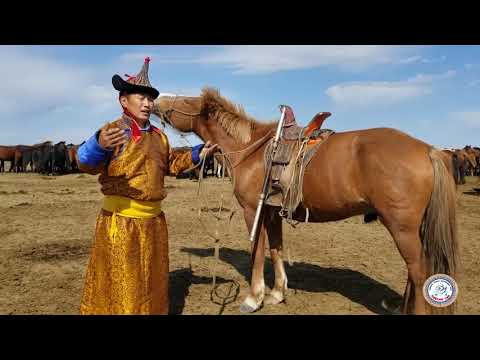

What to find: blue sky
left=1, top=45, right=480, bottom=148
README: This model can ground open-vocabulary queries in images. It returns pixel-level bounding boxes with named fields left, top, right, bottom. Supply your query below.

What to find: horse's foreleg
left=264, top=210, right=288, bottom=306
left=240, top=207, right=267, bottom=313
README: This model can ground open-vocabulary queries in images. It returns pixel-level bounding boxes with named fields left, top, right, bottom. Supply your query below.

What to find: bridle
left=156, top=94, right=202, bottom=134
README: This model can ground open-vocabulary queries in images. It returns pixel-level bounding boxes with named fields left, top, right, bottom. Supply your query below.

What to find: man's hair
left=119, top=91, right=153, bottom=99
left=119, top=90, right=134, bottom=98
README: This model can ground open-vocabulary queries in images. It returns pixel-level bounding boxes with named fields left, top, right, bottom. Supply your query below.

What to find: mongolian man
left=77, top=57, right=216, bottom=315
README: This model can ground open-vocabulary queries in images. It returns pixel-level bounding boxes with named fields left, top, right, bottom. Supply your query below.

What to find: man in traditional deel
left=77, top=57, right=216, bottom=315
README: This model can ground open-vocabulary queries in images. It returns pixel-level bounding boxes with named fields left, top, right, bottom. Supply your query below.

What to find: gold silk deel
left=169, top=151, right=194, bottom=176
left=79, top=116, right=172, bottom=315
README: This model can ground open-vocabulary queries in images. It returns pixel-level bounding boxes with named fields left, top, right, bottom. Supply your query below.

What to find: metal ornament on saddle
left=264, top=105, right=334, bottom=223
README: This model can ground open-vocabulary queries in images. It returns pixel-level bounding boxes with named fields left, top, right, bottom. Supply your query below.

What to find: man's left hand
left=200, top=141, right=219, bottom=159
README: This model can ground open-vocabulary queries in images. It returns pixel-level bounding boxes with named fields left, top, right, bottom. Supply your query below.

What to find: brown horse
left=463, top=146, right=480, bottom=175
left=214, top=152, right=230, bottom=178
left=67, top=144, right=81, bottom=173
left=461, top=149, right=477, bottom=176
left=454, top=149, right=475, bottom=180
left=0, top=145, right=16, bottom=172
left=14, top=145, right=34, bottom=173
left=153, top=88, right=459, bottom=315
left=442, top=149, right=462, bottom=185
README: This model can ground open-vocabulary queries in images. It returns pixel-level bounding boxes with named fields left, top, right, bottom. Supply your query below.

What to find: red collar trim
left=129, top=118, right=142, bottom=143
left=150, top=124, right=163, bottom=135
left=123, top=110, right=147, bottom=143
left=122, top=110, right=162, bottom=143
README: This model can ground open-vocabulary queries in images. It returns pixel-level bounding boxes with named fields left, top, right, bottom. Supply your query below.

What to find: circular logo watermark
left=423, top=274, right=458, bottom=307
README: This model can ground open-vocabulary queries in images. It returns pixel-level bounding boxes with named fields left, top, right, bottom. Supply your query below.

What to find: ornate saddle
left=264, top=105, right=335, bottom=222
left=282, top=105, right=332, bottom=141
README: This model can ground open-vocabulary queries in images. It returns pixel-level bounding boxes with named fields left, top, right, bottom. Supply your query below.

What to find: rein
left=178, top=130, right=274, bottom=176
left=218, top=129, right=275, bottom=170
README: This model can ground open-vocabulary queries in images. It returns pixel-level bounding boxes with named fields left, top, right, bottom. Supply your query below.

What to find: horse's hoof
left=264, top=292, right=285, bottom=306
left=239, top=296, right=262, bottom=313
left=239, top=303, right=258, bottom=314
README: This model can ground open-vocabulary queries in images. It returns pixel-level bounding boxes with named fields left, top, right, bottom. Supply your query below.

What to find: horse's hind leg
left=383, top=220, right=428, bottom=315
left=264, top=209, right=288, bottom=305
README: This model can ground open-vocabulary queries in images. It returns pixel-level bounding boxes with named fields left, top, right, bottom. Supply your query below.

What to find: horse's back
left=0, top=145, right=16, bottom=158
left=301, top=127, right=435, bottom=220
left=312, top=127, right=432, bottom=167
left=334, top=127, right=431, bottom=148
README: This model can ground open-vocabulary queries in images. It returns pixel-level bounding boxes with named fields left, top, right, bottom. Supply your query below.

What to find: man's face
left=120, top=92, right=154, bottom=122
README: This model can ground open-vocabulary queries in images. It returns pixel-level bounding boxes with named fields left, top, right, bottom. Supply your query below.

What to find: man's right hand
left=98, top=124, right=128, bottom=150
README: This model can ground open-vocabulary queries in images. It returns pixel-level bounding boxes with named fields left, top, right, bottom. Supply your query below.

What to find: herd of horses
left=0, top=141, right=83, bottom=175
left=0, top=140, right=223, bottom=178
left=441, top=146, right=480, bottom=185
left=1, top=140, right=476, bottom=186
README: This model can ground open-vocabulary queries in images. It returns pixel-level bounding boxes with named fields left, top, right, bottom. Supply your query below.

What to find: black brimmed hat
left=112, top=57, right=159, bottom=99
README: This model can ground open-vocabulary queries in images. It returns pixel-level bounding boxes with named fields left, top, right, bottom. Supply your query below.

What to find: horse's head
left=153, top=94, right=204, bottom=133
left=154, top=88, right=263, bottom=147
left=466, top=152, right=477, bottom=168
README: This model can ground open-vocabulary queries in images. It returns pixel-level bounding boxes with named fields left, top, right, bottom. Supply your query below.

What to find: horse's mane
left=33, top=141, right=53, bottom=147
left=200, top=88, right=262, bottom=144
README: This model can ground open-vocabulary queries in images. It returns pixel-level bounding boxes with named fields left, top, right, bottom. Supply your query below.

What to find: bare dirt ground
left=1, top=169, right=479, bottom=315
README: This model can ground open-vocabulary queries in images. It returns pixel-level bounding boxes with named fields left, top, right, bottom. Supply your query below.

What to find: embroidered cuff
left=191, top=144, right=204, bottom=165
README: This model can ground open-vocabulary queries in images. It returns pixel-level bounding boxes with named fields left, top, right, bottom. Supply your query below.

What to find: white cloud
left=397, top=56, right=424, bottom=65
left=450, top=111, right=480, bottom=129
left=120, top=52, right=152, bottom=63
left=325, top=70, right=456, bottom=107
left=196, top=45, right=421, bottom=74
left=159, top=87, right=202, bottom=97
left=468, top=79, right=480, bottom=87
left=120, top=52, right=195, bottom=65
left=390, top=55, right=447, bottom=65
left=464, top=63, right=480, bottom=70
left=0, top=46, right=115, bottom=116
left=326, top=83, right=430, bottom=107
left=119, top=46, right=437, bottom=75
left=81, top=84, right=117, bottom=112
left=407, top=70, right=456, bottom=83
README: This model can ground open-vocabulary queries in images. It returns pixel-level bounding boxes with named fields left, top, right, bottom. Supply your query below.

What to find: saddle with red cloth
left=264, top=105, right=335, bottom=219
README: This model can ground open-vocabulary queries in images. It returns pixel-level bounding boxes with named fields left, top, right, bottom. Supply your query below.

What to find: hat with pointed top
left=112, top=57, right=159, bottom=99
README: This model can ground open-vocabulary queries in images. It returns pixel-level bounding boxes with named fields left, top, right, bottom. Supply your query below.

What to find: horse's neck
left=198, top=120, right=275, bottom=154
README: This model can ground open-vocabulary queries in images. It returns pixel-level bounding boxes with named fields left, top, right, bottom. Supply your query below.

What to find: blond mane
left=200, top=88, right=258, bottom=144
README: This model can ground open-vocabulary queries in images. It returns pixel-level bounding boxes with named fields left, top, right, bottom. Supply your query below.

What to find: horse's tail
left=421, top=148, right=459, bottom=314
